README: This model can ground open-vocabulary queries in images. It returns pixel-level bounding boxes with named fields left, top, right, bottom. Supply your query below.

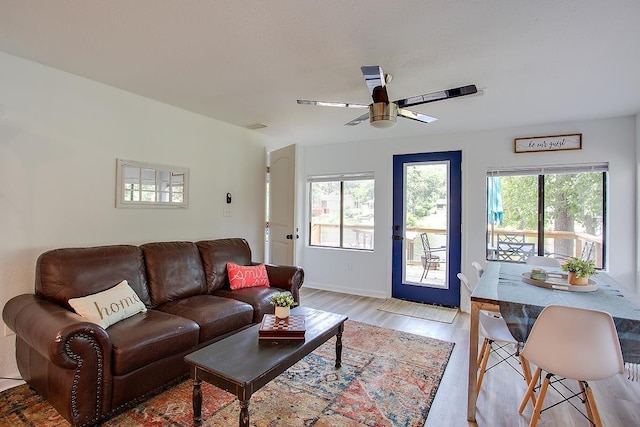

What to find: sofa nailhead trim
left=64, top=333, right=103, bottom=427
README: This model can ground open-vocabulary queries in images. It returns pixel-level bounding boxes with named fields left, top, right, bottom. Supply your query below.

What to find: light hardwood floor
left=300, top=287, right=640, bottom=427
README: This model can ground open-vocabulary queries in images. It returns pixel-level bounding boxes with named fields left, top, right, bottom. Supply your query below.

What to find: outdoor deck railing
left=487, top=227, right=603, bottom=267
left=310, top=223, right=603, bottom=268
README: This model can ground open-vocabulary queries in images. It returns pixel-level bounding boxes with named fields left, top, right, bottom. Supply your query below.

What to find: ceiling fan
left=297, top=66, right=478, bottom=129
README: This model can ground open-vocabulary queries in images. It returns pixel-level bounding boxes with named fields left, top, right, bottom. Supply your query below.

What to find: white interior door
left=267, top=144, right=297, bottom=265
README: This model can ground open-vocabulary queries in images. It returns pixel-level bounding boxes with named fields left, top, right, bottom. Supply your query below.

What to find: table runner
left=495, top=263, right=640, bottom=380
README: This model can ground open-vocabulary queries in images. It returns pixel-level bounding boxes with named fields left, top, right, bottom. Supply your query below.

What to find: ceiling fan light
left=370, top=117, right=397, bottom=129
left=369, top=102, right=398, bottom=129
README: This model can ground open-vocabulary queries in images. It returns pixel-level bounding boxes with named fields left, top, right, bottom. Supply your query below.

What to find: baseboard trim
left=303, top=282, right=387, bottom=299
left=0, top=374, right=25, bottom=393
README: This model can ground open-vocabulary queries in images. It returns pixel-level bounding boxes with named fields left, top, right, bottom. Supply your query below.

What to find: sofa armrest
left=264, top=264, right=304, bottom=303
left=4, top=294, right=112, bottom=368
left=3, top=294, right=113, bottom=425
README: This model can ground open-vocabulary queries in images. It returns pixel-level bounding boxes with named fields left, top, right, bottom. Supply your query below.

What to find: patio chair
left=458, top=273, right=533, bottom=395
left=546, top=240, right=595, bottom=263
left=498, top=232, right=524, bottom=244
left=420, top=233, right=446, bottom=281
left=518, top=305, right=624, bottom=427
left=496, top=233, right=535, bottom=262
left=580, top=241, right=595, bottom=261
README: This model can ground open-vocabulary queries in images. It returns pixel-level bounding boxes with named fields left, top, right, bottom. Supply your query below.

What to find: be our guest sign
left=514, top=133, right=582, bottom=153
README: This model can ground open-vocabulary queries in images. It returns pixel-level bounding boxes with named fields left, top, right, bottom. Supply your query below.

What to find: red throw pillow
left=227, top=262, right=270, bottom=290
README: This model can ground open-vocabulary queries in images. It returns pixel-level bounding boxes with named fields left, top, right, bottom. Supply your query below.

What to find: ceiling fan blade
left=395, top=84, right=478, bottom=108
left=297, top=99, right=369, bottom=108
left=345, top=111, right=370, bottom=126
left=397, top=108, right=438, bottom=124
left=361, top=66, right=385, bottom=94
left=361, top=66, right=390, bottom=103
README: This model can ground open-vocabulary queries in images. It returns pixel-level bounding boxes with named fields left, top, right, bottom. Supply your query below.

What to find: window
left=116, top=159, right=189, bottom=208
left=486, top=163, right=607, bottom=268
left=309, top=173, right=374, bottom=250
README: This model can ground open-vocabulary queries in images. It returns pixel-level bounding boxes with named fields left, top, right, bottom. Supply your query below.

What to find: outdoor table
left=467, top=261, right=640, bottom=422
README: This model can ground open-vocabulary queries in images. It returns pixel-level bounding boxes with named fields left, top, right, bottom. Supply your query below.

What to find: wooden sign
left=514, top=133, right=582, bottom=153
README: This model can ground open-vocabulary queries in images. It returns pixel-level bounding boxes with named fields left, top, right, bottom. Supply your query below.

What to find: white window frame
left=116, top=159, right=189, bottom=208
left=308, top=172, right=375, bottom=251
left=486, top=162, right=608, bottom=267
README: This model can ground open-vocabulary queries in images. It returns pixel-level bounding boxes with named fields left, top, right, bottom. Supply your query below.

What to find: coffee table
left=184, top=306, right=348, bottom=427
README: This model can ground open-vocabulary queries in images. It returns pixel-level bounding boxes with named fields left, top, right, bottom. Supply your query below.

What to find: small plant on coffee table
left=270, top=291, right=297, bottom=319
left=270, top=291, right=297, bottom=308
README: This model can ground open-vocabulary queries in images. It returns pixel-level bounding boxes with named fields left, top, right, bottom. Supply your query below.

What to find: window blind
left=308, top=172, right=374, bottom=182
left=487, top=162, right=608, bottom=177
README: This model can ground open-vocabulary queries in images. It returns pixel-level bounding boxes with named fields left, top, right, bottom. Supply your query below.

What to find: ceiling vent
left=245, top=123, right=268, bottom=130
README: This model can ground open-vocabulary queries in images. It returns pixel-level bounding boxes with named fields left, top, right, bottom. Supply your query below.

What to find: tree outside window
left=309, top=175, right=374, bottom=250
left=487, top=166, right=606, bottom=268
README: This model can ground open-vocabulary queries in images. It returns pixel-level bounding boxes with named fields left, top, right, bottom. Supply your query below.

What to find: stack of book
left=258, top=314, right=306, bottom=340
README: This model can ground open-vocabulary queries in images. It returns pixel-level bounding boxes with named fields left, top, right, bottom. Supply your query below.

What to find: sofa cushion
left=68, top=280, right=147, bottom=329
left=227, top=262, right=270, bottom=290
left=108, top=309, right=199, bottom=376
left=214, top=287, right=287, bottom=323
left=36, top=245, right=151, bottom=309
left=196, top=239, right=252, bottom=292
left=141, top=242, right=207, bottom=307
left=156, top=295, right=253, bottom=343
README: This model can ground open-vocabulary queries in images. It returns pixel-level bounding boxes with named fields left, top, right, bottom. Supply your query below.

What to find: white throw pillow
left=68, top=280, right=147, bottom=329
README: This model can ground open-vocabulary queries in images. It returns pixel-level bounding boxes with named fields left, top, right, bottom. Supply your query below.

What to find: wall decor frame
left=116, top=159, right=189, bottom=208
left=514, top=133, right=582, bottom=154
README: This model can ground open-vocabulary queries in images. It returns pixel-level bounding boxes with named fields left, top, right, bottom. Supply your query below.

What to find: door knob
left=286, top=234, right=293, bottom=240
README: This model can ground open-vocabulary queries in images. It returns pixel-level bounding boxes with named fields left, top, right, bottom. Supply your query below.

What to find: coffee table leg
left=239, top=399, right=250, bottom=427
left=335, top=322, right=344, bottom=368
left=192, top=378, right=202, bottom=426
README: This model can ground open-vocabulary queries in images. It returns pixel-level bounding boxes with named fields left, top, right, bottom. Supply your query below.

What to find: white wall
left=0, top=53, right=272, bottom=386
left=636, top=113, right=640, bottom=295
left=301, top=116, right=637, bottom=312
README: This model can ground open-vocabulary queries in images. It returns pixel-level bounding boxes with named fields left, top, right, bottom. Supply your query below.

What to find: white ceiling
left=1, top=1, right=639, bottom=146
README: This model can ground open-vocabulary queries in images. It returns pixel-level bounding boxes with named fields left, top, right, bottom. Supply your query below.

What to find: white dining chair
left=518, top=305, right=624, bottom=427
left=525, top=256, right=562, bottom=268
left=458, top=273, right=533, bottom=394
left=471, top=261, right=484, bottom=282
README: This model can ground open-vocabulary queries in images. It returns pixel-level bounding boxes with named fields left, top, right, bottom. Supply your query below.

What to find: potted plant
left=561, top=257, right=596, bottom=285
left=270, top=291, right=297, bottom=319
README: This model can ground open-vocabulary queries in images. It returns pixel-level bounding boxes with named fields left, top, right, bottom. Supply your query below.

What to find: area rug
left=377, top=298, right=458, bottom=323
left=0, top=320, right=454, bottom=427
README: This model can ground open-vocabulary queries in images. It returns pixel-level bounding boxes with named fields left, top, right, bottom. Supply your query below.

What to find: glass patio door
left=391, top=151, right=462, bottom=307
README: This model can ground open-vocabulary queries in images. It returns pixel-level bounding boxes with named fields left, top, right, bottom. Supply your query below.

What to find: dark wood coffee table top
left=184, top=306, right=348, bottom=426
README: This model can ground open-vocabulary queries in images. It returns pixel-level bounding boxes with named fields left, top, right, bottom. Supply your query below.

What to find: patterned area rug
left=0, top=320, right=454, bottom=426
left=378, top=298, right=459, bottom=323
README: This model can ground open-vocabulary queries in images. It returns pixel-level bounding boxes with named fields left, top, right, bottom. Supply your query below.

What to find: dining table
left=467, top=261, right=640, bottom=422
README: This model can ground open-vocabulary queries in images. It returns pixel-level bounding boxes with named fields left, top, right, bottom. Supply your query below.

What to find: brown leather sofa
left=2, top=238, right=303, bottom=426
